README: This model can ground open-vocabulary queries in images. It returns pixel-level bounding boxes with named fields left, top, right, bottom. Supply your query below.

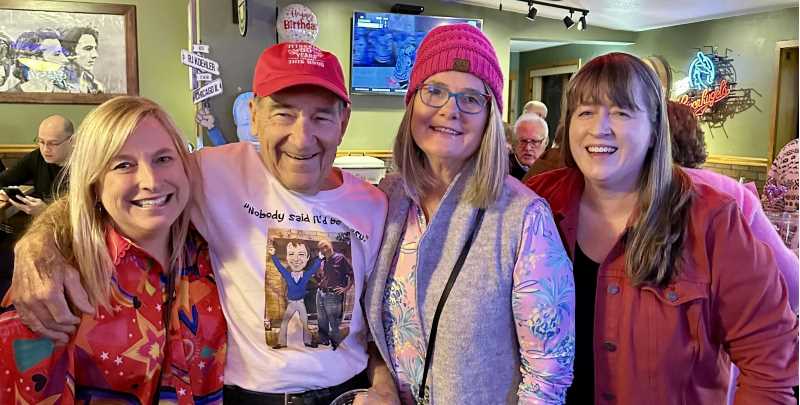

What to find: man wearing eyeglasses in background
left=508, top=112, right=548, bottom=180
left=0, top=114, right=73, bottom=215
left=0, top=114, right=72, bottom=298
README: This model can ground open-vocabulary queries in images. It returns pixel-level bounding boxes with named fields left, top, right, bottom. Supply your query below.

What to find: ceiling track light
left=526, top=0, right=537, bottom=21
left=577, top=13, right=588, bottom=30
left=516, top=0, right=589, bottom=31
left=563, top=10, right=575, bottom=29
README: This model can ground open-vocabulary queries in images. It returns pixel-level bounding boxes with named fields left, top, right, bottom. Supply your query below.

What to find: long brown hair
left=561, top=52, right=693, bottom=287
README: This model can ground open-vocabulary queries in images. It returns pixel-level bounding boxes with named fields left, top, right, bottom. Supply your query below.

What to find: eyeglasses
left=417, top=83, right=491, bottom=115
left=35, top=136, right=71, bottom=148
left=518, top=139, right=545, bottom=149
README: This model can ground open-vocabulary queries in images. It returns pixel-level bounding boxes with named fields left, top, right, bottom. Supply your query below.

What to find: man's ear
left=338, top=104, right=351, bottom=146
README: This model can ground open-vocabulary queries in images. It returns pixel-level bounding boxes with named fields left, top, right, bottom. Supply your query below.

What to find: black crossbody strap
left=418, top=208, right=485, bottom=403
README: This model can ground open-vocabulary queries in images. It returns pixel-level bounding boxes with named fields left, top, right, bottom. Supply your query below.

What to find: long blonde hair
left=561, top=52, right=693, bottom=287
left=393, top=92, right=507, bottom=209
left=60, top=96, right=195, bottom=309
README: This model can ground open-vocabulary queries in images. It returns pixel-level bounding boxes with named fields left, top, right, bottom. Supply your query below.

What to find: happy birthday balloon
left=277, top=4, right=319, bottom=44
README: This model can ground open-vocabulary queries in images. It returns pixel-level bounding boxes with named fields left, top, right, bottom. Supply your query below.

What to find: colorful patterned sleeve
left=0, top=311, right=72, bottom=404
left=762, top=155, right=785, bottom=211
left=511, top=199, right=575, bottom=404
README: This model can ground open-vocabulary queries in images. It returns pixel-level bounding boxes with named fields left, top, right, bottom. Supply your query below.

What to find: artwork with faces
left=0, top=7, right=126, bottom=94
left=265, top=228, right=356, bottom=350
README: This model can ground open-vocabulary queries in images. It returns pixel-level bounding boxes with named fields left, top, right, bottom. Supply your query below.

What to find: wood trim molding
left=705, top=154, right=769, bottom=168
left=767, top=40, right=799, bottom=164
left=0, top=144, right=36, bottom=154
left=525, top=59, right=581, bottom=105
left=336, top=150, right=392, bottom=159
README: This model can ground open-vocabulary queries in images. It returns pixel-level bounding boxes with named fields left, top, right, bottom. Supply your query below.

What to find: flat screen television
left=350, top=11, right=482, bottom=95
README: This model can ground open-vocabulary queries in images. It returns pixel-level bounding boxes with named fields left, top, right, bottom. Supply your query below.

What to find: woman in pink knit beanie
left=364, top=23, right=575, bottom=404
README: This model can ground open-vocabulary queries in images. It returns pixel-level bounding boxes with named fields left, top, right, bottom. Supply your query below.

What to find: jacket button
left=603, top=341, right=617, bottom=352
left=667, top=291, right=679, bottom=302
left=601, top=392, right=616, bottom=401
left=607, top=284, right=620, bottom=295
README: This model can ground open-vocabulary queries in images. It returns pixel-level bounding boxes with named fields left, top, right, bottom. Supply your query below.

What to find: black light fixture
left=577, top=13, right=588, bottom=30
left=563, top=10, right=576, bottom=29
left=526, top=1, right=538, bottom=21
left=516, top=1, right=589, bottom=31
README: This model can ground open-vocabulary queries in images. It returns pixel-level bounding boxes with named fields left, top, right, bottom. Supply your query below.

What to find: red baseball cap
left=252, top=42, right=350, bottom=104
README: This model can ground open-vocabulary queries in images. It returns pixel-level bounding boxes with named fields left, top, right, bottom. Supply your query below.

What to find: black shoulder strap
left=418, top=208, right=485, bottom=403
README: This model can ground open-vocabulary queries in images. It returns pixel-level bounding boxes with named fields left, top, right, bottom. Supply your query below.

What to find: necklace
left=415, top=203, right=428, bottom=232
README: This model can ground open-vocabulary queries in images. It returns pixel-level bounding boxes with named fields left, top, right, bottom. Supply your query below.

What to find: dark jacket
left=508, top=151, right=528, bottom=180
left=0, top=149, right=66, bottom=200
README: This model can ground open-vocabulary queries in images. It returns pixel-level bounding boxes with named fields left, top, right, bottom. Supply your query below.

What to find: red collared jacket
left=527, top=167, right=798, bottom=404
left=0, top=227, right=227, bottom=404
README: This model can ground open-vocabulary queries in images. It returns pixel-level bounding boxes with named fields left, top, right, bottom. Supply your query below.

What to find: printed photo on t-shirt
left=265, top=228, right=356, bottom=351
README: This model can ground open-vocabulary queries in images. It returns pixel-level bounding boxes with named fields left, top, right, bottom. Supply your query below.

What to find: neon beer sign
left=678, top=51, right=730, bottom=117
left=678, top=79, right=730, bottom=116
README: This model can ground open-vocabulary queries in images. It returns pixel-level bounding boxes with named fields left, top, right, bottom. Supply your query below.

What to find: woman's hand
left=353, top=383, right=401, bottom=405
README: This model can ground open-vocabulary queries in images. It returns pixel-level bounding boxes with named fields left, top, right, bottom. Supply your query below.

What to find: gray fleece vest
left=365, top=167, right=538, bottom=404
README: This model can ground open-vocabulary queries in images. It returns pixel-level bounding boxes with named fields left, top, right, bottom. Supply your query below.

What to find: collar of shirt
left=105, top=224, right=147, bottom=266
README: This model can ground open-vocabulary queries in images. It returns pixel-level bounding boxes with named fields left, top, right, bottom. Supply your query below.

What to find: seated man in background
left=0, top=114, right=72, bottom=298
left=523, top=101, right=568, bottom=179
left=0, top=114, right=73, bottom=214
left=509, top=112, right=548, bottom=180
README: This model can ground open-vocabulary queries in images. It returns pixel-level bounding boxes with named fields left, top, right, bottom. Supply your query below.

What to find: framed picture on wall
left=0, top=0, right=138, bottom=104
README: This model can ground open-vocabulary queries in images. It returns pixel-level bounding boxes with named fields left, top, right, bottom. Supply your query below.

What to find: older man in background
left=0, top=114, right=73, bottom=214
left=0, top=114, right=72, bottom=298
left=509, top=112, right=548, bottom=180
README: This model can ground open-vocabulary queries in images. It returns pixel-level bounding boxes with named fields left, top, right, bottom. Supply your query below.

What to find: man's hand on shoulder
left=9, top=199, right=94, bottom=343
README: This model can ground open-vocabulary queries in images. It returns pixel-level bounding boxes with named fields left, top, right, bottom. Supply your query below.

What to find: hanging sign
left=675, top=49, right=731, bottom=118
left=677, top=79, right=730, bottom=116
left=192, top=79, right=223, bottom=104
left=192, top=44, right=210, bottom=53
left=277, top=4, right=319, bottom=43
left=195, top=72, right=213, bottom=81
left=181, top=49, right=220, bottom=75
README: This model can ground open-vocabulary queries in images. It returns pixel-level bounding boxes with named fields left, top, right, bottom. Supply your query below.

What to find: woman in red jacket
left=526, top=52, right=797, bottom=404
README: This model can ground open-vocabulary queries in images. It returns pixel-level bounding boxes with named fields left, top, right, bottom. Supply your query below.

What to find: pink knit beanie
left=405, top=23, right=504, bottom=112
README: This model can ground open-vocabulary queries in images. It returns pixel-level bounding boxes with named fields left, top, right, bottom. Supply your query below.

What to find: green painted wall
left=278, top=0, right=636, bottom=150
left=516, top=42, right=631, bottom=114
left=0, top=0, right=193, bottom=145
left=517, top=7, right=799, bottom=159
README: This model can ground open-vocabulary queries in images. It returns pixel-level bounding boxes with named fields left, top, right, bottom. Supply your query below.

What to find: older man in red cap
left=10, top=42, right=399, bottom=405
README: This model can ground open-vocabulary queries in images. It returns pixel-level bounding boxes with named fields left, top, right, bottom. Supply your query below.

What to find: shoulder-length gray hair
left=392, top=93, right=508, bottom=209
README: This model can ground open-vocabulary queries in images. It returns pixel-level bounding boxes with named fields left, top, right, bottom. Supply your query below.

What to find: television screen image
left=350, top=11, right=482, bottom=95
